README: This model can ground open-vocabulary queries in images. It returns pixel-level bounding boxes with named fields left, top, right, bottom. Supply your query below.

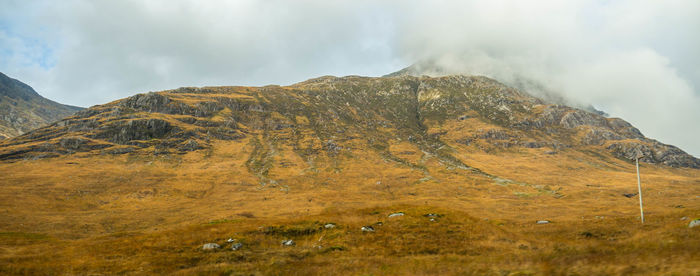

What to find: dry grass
left=0, top=139, right=698, bottom=275
left=0, top=81, right=699, bottom=274
left=0, top=205, right=697, bottom=275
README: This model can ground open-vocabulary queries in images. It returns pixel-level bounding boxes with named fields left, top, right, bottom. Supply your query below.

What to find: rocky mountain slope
left=0, top=72, right=82, bottom=139
left=0, top=74, right=697, bottom=168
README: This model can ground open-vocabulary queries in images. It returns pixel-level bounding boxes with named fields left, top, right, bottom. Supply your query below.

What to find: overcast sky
left=1, top=0, right=698, bottom=157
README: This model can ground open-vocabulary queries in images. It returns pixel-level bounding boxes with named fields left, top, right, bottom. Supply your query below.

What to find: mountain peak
left=0, top=72, right=83, bottom=139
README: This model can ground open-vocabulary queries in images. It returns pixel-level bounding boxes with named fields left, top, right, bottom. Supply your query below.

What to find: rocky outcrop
left=93, top=119, right=176, bottom=144
left=607, top=141, right=700, bottom=168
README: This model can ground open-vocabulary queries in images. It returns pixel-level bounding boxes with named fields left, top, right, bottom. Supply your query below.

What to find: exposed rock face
left=0, top=74, right=697, bottom=169
left=607, top=141, right=700, bottom=168
left=0, top=72, right=83, bottom=139
left=94, top=119, right=175, bottom=144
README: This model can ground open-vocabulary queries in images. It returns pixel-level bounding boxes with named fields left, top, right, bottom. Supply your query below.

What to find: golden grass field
left=0, top=136, right=698, bottom=275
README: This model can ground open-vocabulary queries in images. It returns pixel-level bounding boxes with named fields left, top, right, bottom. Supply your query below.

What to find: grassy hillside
left=0, top=75, right=698, bottom=274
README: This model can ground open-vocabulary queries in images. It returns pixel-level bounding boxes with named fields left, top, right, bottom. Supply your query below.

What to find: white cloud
left=390, top=0, right=700, bottom=156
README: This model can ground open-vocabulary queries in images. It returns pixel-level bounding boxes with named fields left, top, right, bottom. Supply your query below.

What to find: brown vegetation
left=0, top=75, right=698, bottom=274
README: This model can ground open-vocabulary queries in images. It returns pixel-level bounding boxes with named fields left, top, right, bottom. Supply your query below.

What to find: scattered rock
left=361, top=226, right=375, bottom=232
left=324, top=140, right=342, bottom=154
left=324, top=223, right=336, bottom=229
left=226, top=238, right=235, bottom=243
left=388, top=212, right=404, bottom=218
left=231, top=243, right=243, bottom=251
left=622, top=193, right=637, bottom=198
left=429, top=218, right=436, bottom=222
left=536, top=220, right=550, bottom=224
left=282, top=239, right=295, bottom=246
left=689, top=219, right=700, bottom=228
left=458, top=115, right=471, bottom=121
left=424, top=213, right=443, bottom=218
left=179, top=139, right=202, bottom=152
left=202, top=243, right=221, bottom=250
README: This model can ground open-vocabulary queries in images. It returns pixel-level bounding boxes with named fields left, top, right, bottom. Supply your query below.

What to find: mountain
left=0, top=72, right=82, bottom=139
left=0, top=73, right=698, bottom=275
left=1, top=74, right=696, bottom=167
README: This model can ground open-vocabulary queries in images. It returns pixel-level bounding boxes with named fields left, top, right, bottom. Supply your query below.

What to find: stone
left=689, top=219, right=700, bottom=228
left=202, top=243, right=221, bottom=250
left=231, top=243, right=243, bottom=251
left=388, top=212, right=404, bottom=218
left=226, top=238, right=235, bottom=243
left=536, top=220, right=550, bottom=224
left=361, top=226, right=375, bottom=232
left=423, top=213, right=443, bottom=218
left=324, top=223, right=336, bottom=229
left=282, top=239, right=295, bottom=246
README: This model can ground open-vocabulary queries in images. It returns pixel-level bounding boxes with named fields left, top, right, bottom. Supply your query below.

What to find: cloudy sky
left=1, top=0, right=699, bottom=156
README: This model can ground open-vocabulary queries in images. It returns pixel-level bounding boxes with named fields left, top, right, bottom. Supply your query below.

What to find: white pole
left=636, top=157, right=644, bottom=223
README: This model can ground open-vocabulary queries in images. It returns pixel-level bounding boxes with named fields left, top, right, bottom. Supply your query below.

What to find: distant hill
left=0, top=72, right=82, bottom=139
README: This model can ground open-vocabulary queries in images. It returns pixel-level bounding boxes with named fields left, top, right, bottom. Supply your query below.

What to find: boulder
left=231, top=243, right=243, bottom=251
left=361, top=226, right=375, bottom=232
left=388, top=212, right=404, bottom=218
left=536, top=220, right=550, bottom=224
left=324, top=223, right=336, bottom=229
left=281, top=239, right=295, bottom=246
left=202, top=243, right=220, bottom=250
left=689, top=219, right=700, bottom=228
